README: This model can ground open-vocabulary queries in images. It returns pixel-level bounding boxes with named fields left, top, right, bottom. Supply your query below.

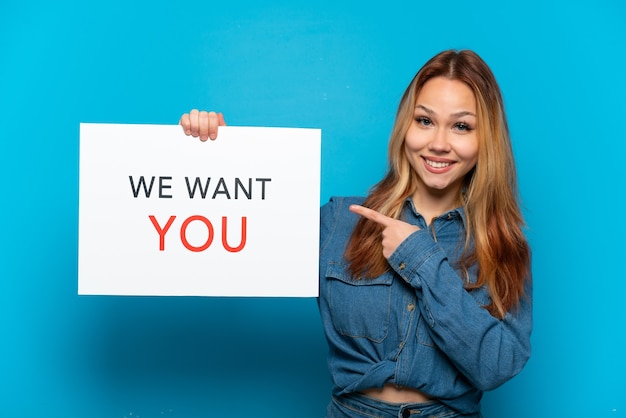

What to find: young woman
left=180, top=49, right=532, bottom=418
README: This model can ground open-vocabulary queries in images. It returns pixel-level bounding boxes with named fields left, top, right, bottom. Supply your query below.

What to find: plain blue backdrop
left=1, top=0, right=625, bottom=417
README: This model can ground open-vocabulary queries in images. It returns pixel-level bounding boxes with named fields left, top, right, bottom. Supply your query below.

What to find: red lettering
left=150, top=215, right=247, bottom=252
left=222, top=216, right=247, bottom=252
left=149, top=215, right=176, bottom=251
left=180, top=215, right=214, bottom=252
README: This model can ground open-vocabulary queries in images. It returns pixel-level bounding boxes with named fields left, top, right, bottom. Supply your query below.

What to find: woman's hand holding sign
left=349, top=204, right=420, bottom=259
left=179, top=109, right=226, bottom=141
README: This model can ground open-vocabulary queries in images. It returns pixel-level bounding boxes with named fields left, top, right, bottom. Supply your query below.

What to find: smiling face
left=404, top=76, right=479, bottom=205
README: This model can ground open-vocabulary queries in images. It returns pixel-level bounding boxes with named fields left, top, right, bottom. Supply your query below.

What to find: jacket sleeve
left=387, top=229, right=532, bottom=391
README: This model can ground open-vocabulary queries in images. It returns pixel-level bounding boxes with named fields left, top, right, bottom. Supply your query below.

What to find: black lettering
left=129, top=176, right=155, bottom=198
left=159, top=176, right=173, bottom=198
left=234, top=177, right=252, bottom=199
left=185, top=177, right=211, bottom=199
left=212, top=177, right=231, bottom=199
left=255, top=178, right=272, bottom=200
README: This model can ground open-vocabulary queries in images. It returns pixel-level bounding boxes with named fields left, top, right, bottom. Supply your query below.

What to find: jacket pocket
left=325, top=262, right=393, bottom=343
left=416, top=312, right=436, bottom=347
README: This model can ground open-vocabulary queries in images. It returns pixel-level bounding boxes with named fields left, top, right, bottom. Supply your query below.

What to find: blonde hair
left=345, top=50, right=530, bottom=318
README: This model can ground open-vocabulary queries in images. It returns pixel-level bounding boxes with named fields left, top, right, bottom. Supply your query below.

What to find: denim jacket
left=318, top=196, right=532, bottom=414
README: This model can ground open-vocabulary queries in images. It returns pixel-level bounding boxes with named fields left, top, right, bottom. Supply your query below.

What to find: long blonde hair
left=345, top=50, right=530, bottom=319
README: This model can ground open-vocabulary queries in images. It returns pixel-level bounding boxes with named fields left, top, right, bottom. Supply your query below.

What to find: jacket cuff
left=387, top=229, right=444, bottom=289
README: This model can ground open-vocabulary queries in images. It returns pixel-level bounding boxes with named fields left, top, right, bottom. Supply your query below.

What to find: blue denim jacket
left=318, top=196, right=532, bottom=415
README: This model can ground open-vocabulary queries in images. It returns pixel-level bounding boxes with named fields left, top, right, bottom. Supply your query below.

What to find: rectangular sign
left=79, top=123, right=321, bottom=297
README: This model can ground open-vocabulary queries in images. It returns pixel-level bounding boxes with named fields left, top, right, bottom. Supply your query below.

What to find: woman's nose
left=428, top=128, right=451, bottom=152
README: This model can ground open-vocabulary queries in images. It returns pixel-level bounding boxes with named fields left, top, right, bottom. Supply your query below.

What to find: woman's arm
left=349, top=204, right=532, bottom=391
left=388, top=229, right=532, bottom=391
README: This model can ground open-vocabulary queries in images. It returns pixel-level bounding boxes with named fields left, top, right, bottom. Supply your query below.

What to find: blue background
left=1, top=0, right=625, bottom=417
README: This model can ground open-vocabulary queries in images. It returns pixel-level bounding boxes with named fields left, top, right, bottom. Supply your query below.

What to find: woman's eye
left=454, top=122, right=472, bottom=132
left=416, top=117, right=432, bottom=126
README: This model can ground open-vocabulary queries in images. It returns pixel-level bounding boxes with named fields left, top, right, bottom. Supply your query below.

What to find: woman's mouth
left=424, top=158, right=452, bottom=169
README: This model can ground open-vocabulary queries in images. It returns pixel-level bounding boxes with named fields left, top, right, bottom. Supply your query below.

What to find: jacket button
left=399, top=262, right=406, bottom=270
left=407, top=303, right=415, bottom=312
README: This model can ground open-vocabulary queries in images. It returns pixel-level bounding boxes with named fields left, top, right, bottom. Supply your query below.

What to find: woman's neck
left=411, top=187, right=462, bottom=225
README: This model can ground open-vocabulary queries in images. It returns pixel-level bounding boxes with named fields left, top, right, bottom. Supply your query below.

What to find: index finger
left=349, top=204, right=394, bottom=227
left=179, top=113, right=191, bottom=134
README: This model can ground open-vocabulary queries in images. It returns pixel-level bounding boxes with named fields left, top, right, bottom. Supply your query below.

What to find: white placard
left=78, top=123, right=321, bottom=297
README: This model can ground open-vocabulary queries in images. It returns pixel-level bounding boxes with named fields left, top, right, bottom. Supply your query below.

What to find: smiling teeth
left=426, top=159, right=451, bottom=168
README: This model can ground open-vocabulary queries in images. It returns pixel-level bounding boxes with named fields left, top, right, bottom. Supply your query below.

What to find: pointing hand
left=349, top=204, right=420, bottom=259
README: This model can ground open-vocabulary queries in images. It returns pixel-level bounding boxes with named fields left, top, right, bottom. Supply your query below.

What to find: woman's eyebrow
left=415, top=105, right=476, bottom=118
left=451, top=110, right=476, bottom=118
left=415, top=104, right=435, bottom=115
